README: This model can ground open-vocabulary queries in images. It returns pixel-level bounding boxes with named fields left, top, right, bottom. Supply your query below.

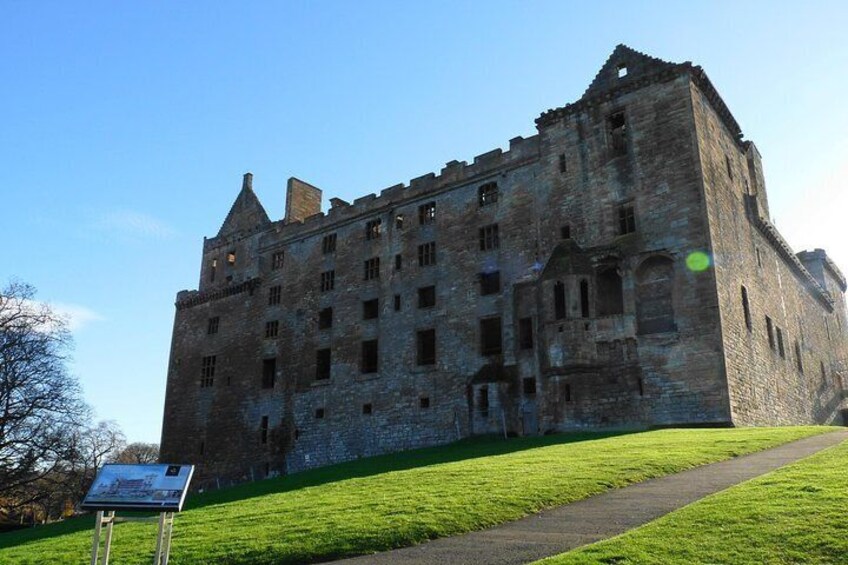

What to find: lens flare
left=686, top=251, right=711, bottom=272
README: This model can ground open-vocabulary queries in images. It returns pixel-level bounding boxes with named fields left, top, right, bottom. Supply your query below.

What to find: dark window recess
left=362, top=403, right=372, bottom=415
left=418, top=285, right=436, bottom=308
left=366, top=218, right=382, bottom=240
left=608, top=111, right=627, bottom=154
left=560, top=225, right=571, bottom=239
left=554, top=281, right=567, bottom=320
left=314, top=407, right=325, bottom=419
left=227, top=251, right=236, bottom=265
left=264, top=320, right=279, bottom=338
left=618, top=205, right=636, bottom=235
left=766, top=316, right=775, bottom=350
left=480, top=317, right=503, bottom=356
left=580, top=279, right=590, bottom=318
left=271, top=251, right=285, bottom=270
left=638, top=377, right=644, bottom=396
left=262, top=358, right=276, bottom=388
left=478, top=182, right=499, bottom=206
left=523, top=377, right=536, bottom=395
left=419, top=397, right=430, bottom=409
left=418, top=242, right=436, bottom=266
left=596, top=267, right=624, bottom=317
left=479, top=271, right=501, bottom=295
left=363, top=298, right=379, bottom=320
left=269, top=285, right=282, bottom=305
left=742, top=286, right=752, bottom=331
left=558, top=153, right=567, bottom=173
left=318, top=307, right=333, bottom=329
left=417, top=329, right=436, bottom=366
left=795, top=341, right=804, bottom=374
left=777, top=328, right=786, bottom=359
left=316, top=349, right=331, bottom=380
left=322, top=233, right=337, bottom=254
left=419, top=202, right=436, bottom=225
left=821, top=361, right=827, bottom=381
left=519, top=317, right=534, bottom=350
left=565, top=383, right=572, bottom=402
left=207, top=316, right=219, bottom=335
left=260, top=416, right=268, bottom=444
left=361, top=339, right=379, bottom=374
left=364, top=257, right=380, bottom=280
left=636, top=256, right=676, bottom=334
left=200, top=355, right=216, bottom=387
left=725, top=155, right=734, bottom=180
left=395, top=214, right=404, bottom=229
left=756, top=248, right=763, bottom=268
left=209, top=259, right=217, bottom=282
left=478, top=386, right=489, bottom=417
left=320, top=270, right=335, bottom=292
left=199, top=441, right=205, bottom=455
left=395, top=253, right=402, bottom=271
left=479, top=224, right=500, bottom=251
left=394, top=294, right=401, bottom=311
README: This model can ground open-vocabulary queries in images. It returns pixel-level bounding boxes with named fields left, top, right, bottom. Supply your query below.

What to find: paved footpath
left=334, top=429, right=848, bottom=565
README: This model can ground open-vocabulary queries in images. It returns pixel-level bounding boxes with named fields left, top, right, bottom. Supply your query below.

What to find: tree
left=114, top=442, right=159, bottom=464
left=62, top=420, right=127, bottom=508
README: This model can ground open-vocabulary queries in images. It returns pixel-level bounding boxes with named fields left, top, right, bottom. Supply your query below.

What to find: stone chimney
left=285, top=177, right=322, bottom=223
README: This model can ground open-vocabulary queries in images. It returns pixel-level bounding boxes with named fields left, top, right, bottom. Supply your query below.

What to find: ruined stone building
left=160, top=45, right=848, bottom=481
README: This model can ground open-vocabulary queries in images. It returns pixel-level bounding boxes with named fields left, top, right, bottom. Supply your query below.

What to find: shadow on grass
left=0, top=430, right=635, bottom=550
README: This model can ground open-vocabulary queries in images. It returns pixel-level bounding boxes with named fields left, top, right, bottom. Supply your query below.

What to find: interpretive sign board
left=82, top=464, right=195, bottom=512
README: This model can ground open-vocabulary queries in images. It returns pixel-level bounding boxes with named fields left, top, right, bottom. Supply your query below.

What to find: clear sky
left=2, top=1, right=847, bottom=443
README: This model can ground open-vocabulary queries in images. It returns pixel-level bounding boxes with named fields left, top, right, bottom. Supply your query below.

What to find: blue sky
left=2, top=1, right=847, bottom=443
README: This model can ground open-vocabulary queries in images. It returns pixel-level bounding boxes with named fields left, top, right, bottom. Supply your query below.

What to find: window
left=478, top=182, right=498, bottom=206
left=638, top=377, right=644, bottom=397
left=480, top=317, right=503, bottom=356
left=260, top=416, right=269, bottom=444
left=418, top=242, right=436, bottom=266
left=364, top=257, right=380, bottom=280
left=560, top=225, right=571, bottom=239
left=741, top=286, right=752, bottom=331
left=479, top=271, right=500, bottom=295
left=265, top=320, right=279, bottom=338
left=362, top=403, right=372, bottom=415
left=419, top=397, right=430, bottom=409
left=554, top=281, right=567, bottom=320
left=207, top=316, right=219, bottom=335
left=394, top=294, right=401, bottom=311
left=322, top=233, right=337, bottom=254
left=795, top=341, right=804, bottom=373
left=395, top=253, right=402, bottom=271
left=363, top=298, right=379, bottom=320
left=617, top=64, right=627, bottom=78
left=316, top=349, right=331, bottom=380
left=523, top=377, right=536, bottom=394
left=315, top=407, right=325, bottom=419
left=418, top=285, right=436, bottom=308
left=320, top=270, right=335, bottom=292
left=725, top=155, right=734, bottom=180
left=269, top=285, right=282, bottom=305
left=558, top=153, right=567, bottom=173
left=596, top=267, right=623, bottom=316
left=395, top=214, right=404, bottom=229
left=209, top=259, right=217, bottom=282
left=318, top=307, right=333, bottom=329
left=618, top=204, right=636, bottom=235
left=271, top=251, right=285, bottom=270
left=201, top=355, right=216, bottom=387
left=417, top=329, right=436, bottom=365
left=766, top=316, right=775, bottom=350
left=777, top=328, right=785, bottom=359
left=262, top=358, right=276, bottom=388
left=361, top=340, right=379, bottom=373
left=608, top=111, right=627, bottom=154
left=419, top=202, right=436, bottom=225
left=366, top=218, right=382, bottom=240
left=579, top=279, right=590, bottom=318
left=199, top=441, right=205, bottom=456
left=227, top=251, right=236, bottom=265
left=756, top=248, right=763, bottom=268
left=479, top=224, right=500, bottom=251
left=821, top=361, right=827, bottom=381
left=564, top=383, right=572, bottom=402
left=478, top=386, right=489, bottom=417
left=519, top=317, right=534, bottom=349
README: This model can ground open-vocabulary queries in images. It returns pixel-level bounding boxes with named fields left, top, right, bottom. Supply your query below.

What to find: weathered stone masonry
left=160, top=45, right=848, bottom=483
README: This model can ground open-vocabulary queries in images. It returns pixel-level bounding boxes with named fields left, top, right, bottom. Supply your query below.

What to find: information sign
left=82, top=464, right=194, bottom=512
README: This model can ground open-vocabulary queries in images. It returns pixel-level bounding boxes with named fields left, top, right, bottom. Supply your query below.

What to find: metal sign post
left=90, top=510, right=115, bottom=565
left=153, top=512, right=175, bottom=565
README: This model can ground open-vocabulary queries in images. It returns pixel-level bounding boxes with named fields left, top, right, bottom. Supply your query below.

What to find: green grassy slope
left=0, top=427, right=830, bottom=564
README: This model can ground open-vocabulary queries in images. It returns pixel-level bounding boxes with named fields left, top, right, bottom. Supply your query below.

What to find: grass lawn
left=538, top=434, right=848, bottom=565
left=0, top=427, right=830, bottom=564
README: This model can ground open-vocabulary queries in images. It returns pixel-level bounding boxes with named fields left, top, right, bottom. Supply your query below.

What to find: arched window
left=636, top=256, right=675, bottom=334
left=596, top=267, right=623, bottom=316
left=554, top=281, right=566, bottom=320
left=579, top=279, right=590, bottom=318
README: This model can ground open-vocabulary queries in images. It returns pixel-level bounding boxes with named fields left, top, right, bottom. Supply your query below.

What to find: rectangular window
left=795, top=341, right=804, bottom=374
left=523, top=377, right=536, bottom=395
left=479, top=224, right=500, bottom=251
left=361, top=340, right=379, bottom=374
left=741, top=286, right=752, bottom=331
left=519, top=317, right=534, bottom=350
left=395, top=214, right=404, bottom=229
left=418, top=285, right=436, bottom=308
left=207, top=316, right=219, bottom=335
left=262, top=358, right=276, bottom=388
left=201, top=355, right=216, bottom=387
left=260, top=416, right=268, bottom=444
left=478, top=386, right=489, bottom=418
left=395, top=253, right=402, bottom=271
left=725, top=155, right=734, bottom=180
left=417, top=329, right=436, bottom=365
left=560, top=225, right=571, bottom=239
left=618, top=205, right=636, bottom=235
left=315, top=407, right=325, bottom=419
left=478, top=182, right=498, bottom=206
left=227, top=251, right=236, bottom=265
left=420, top=397, right=430, bottom=409
left=320, top=270, right=335, bottom=291
left=271, top=251, right=285, bottom=270
left=363, top=298, right=379, bottom=320
left=394, top=294, right=401, bottom=311
left=608, top=111, right=627, bottom=154
left=264, top=320, right=279, bottom=338
left=364, top=257, right=380, bottom=280
left=209, top=258, right=217, bottom=282
left=558, top=153, right=567, bottom=173
left=268, top=285, right=282, bottom=305
left=366, top=218, right=382, bottom=240
left=480, top=317, right=503, bottom=356
left=418, top=202, right=436, bottom=225
left=418, top=242, right=436, bottom=266
left=362, top=403, right=372, bottom=415
left=318, top=307, right=333, bottom=329
left=554, top=281, right=567, bottom=320
left=766, top=316, right=775, bottom=350
left=565, top=383, right=572, bottom=402
left=316, top=349, right=331, bottom=380
left=322, top=233, right=337, bottom=254
left=777, top=328, right=785, bottom=359
left=479, top=271, right=501, bottom=296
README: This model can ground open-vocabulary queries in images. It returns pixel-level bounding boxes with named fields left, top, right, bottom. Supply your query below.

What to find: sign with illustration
left=82, top=464, right=195, bottom=512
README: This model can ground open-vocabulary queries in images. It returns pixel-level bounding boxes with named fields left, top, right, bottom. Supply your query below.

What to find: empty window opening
left=596, top=268, right=624, bottom=317
left=636, top=256, right=676, bottom=334
left=558, top=153, right=567, bottom=173
left=207, top=316, right=220, bottom=335
left=638, top=377, right=644, bottom=396
left=322, top=233, right=337, bottom=254
left=795, top=341, right=804, bottom=373
left=316, top=349, right=331, bottom=380
left=395, top=214, right=404, bottom=229
left=418, top=285, right=436, bottom=308
left=201, top=355, right=216, bottom=387
left=418, top=242, right=436, bottom=266
left=419, top=202, right=436, bottom=225
left=362, top=403, right=372, bottom=415
left=209, top=259, right=217, bottom=282
left=608, top=111, right=627, bottom=154
left=777, top=328, right=785, bottom=359
left=741, top=286, right=752, bottom=331
left=363, top=298, right=379, bottom=320
left=480, top=271, right=501, bottom=296
left=265, top=320, right=279, bottom=338
left=394, top=294, right=401, bottom=311
left=617, top=64, right=628, bottom=78
left=821, top=361, right=827, bottom=381
left=366, top=218, right=382, bottom=240
left=227, top=251, right=236, bottom=265
left=318, top=307, right=333, bottom=329
left=725, top=155, right=734, bottom=180
left=554, top=281, right=567, bottom=320
left=269, top=285, right=282, bottom=305
left=260, top=416, right=268, bottom=444
left=364, top=257, right=380, bottom=280
left=519, top=317, right=534, bottom=350
left=395, top=253, right=402, bottom=271
left=560, top=225, right=571, bottom=239
left=480, top=317, right=503, bottom=356
left=419, top=396, right=430, bottom=409
left=314, top=407, right=325, bottom=419
left=271, top=251, right=285, bottom=270
left=199, top=441, right=205, bottom=455
left=478, top=182, right=499, bottom=206
left=756, top=247, right=762, bottom=268
left=564, top=383, right=572, bottom=402
left=523, top=377, right=536, bottom=395
left=478, top=386, right=489, bottom=418
left=580, top=279, right=590, bottom=318
left=264, top=462, right=271, bottom=477
left=618, top=204, right=636, bottom=235
left=361, top=339, right=379, bottom=374
left=766, top=316, right=775, bottom=350
left=417, top=329, right=436, bottom=366
left=479, top=224, right=500, bottom=251
left=262, top=358, right=276, bottom=389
